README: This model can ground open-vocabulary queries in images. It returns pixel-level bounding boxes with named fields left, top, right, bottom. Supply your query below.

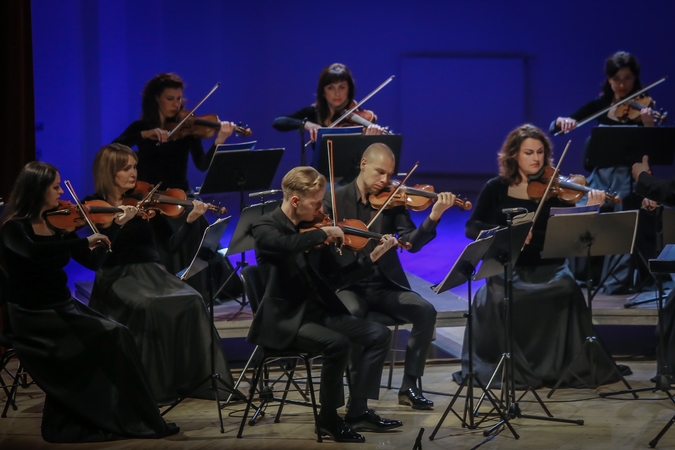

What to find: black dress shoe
left=398, top=387, right=434, bottom=410
left=345, top=409, right=403, bottom=432
left=316, top=415, right=365, bottom=443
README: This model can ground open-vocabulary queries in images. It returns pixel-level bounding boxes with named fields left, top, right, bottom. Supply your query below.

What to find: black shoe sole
left=347, top=422, right=403, bottom=433
left=316, top=427, right=366, bottom=443
left=398, top=398, right=434, bottom=410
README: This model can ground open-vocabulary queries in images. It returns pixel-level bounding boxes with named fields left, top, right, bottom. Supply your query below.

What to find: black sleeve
left=150, top=214, right=197, bottom=253
left=184, top=136, right=211, bottom=172
left=549, top=98, right=606, bottom=134
left=636, top=172, right=675, bottom=206
left=465, top=179, right=503, bottom=239
left=272, top=105, right=318, bottom=131
left=1, top=221, right=90, bottom=261
left=252, top=215, right=328, bottom=255
left=113, top=120, right=149, bottom=148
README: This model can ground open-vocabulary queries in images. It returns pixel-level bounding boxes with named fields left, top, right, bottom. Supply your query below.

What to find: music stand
left=211, top=200, right=283, bottom=308
left=200, top=148, right=283, bottom=304
left=429, top=236, right=517, bottom=440
left=468, top=221, right=582, bottom=442
left=541, top=211, right=639, bottom=397
left=586, top=126, right=675, bottom=169
left=200, top=148, right=284, bottom=211
left=162, top=216, right=248, bottom=433
left=316, top=134, right=403, bottom=185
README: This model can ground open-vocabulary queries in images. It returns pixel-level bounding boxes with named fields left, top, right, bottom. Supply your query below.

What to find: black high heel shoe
left=316, top=415, right=365, bottom=443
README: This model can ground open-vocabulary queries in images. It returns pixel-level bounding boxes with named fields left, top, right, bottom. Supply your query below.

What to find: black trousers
left=338, top=284, right=437, bottom=378
left=292, top=313, right=390, bottom=411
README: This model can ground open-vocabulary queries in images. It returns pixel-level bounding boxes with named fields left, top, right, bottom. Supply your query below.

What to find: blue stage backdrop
left=31, top=0, right=675, bottom=197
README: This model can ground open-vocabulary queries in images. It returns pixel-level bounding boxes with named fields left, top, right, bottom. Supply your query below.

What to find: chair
left=236, top=265, right=322, bottom=442
left=0, top=266, right=29, bottom=418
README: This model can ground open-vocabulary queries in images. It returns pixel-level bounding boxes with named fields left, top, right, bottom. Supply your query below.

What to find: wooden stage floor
left=3, top=360, right=675, bottom=449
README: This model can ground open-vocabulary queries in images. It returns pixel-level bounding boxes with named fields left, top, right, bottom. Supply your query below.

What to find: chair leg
left=275, top=359, right=299, bottom=423
left=387, top=325, right=399, bottom=390
left=302, top=356, right=322, bottom=443
left=224, top=346, right=259, bottom=406
left=237, top=358, right=265, bottom=438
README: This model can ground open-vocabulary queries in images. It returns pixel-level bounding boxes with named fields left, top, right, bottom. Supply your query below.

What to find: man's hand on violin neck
left=428, top=192, right=456, bottom=221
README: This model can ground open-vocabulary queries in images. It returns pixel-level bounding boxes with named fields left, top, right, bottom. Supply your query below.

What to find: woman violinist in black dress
left=273, top=63, right=385, bottom=146
left=0, top=161, right=178, bottom=442
left=454, top=124, right=625, bottom=389
left=113, top=72, right=236, bottom=294
left=551, top=51, right=658, bottom=294
left=87, top=143, right=233, bottom=406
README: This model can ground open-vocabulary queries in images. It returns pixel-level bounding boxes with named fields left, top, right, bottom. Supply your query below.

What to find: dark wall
left=31, top=0, right=675, bottom=196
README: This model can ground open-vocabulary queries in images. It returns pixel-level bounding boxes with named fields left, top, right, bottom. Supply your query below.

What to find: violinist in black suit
left=323, top=143, right=456, bottom=410
left=248, top=166, right=401, bottom=443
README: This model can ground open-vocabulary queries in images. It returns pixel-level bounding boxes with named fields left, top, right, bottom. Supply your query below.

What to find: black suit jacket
left=323, top=180, right=438, bottom=290
left=636, top=172, right=675, bottom=206
left=247, top=206, right=376, bottom=350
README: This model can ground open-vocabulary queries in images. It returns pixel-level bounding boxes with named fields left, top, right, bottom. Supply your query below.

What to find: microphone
left=501, top=207, right=528, bottom=215
left=248, top=189, right=282, bottom=198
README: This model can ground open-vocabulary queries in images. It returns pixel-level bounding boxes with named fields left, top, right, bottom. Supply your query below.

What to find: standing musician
left=113, top=72, right=235, bottom=297
left=113, top=72, right=236, bottom=193
left=454, top=124, right=625, bottom=389
left=550, top=51, right=658, bottom=294
left=249, top=166, right=402, bottom=443
left=323, top=143, right=456, bottom=410
left=87, top=143, right=233, bottom=406
left=0, top=161, right=179, bottom=442
left=273, top=63, right=387, bottom=143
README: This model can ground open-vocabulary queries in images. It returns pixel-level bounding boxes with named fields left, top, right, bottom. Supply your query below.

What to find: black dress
left=455, top=177, right=622, bottom=389
left=113, top=120, right=225, bottom=300
left=0, top=219, right=177, bottom=442
left=89, top=213, right=234, bottom=405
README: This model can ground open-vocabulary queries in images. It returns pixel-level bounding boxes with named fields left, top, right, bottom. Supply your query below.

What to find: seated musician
left=633, top=155, right=675, bottom=381
left=323, top=143, right=457, bottom=410
left=0, top=161, right=178, bottom=442
left=248, top=166, right=401, bottom=443
left=454, top=123, right=627, bottom=388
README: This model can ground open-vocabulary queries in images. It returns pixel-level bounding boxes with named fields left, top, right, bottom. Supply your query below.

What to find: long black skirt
left=89, top=262, right=234, bottom=405
left=8, top=300, right=177, bottom=443
left=456, top=262, right=622, bottom=389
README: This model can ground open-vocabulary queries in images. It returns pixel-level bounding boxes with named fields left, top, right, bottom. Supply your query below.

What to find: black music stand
left=200, top=148, right=283, bottom=304
left=586, top=126, right=675, bottom=169
left=469, top=221, right=581, bottom=442
left=541, top=211, right=639, bottom=397
left=217, top=200, right=282, bottom=308
left=316, top=134, right=403, bottom=185
left=162, top=216, right=248, bottom=433
left=200, top=148, right=284, bottom=211
left=429, top=236, right=517, bottom=440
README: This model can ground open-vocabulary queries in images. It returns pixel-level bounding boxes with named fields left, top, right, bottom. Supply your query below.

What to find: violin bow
left=304, top=75, right=395, bottom=148
left=522, top=140, right=572, bottom=250
left=164, top=82, right=221, bottom=140
left=63, top=180, right=110, bottom=251
left=366, top=161, right=419, bottom=230
left=554, top=76, right=667, bottom=136
left=326, top=139, right=343, bottom=254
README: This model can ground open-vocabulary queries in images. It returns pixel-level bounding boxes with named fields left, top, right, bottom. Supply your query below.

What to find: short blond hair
left=281, top=166, right=326, bottom=200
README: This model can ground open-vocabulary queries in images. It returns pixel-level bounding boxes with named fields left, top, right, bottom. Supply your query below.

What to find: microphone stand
left=299, top=118, right=308, bottom=166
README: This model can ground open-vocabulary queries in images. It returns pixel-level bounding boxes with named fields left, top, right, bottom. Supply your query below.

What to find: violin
left=526, top=166, right=621, bottom=205
left=330, top=100, right=379, bottom=129
left=609, top=94, right=668, bottom=124
left=44, top=199, right=138, bottom=233
left=164, top=110, right=252, bottom=140
left=299, top=213, right=411, bottom=251
left=123, top=181, right=228, bottom=218
left=369, top=180, right=472, bottom=212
